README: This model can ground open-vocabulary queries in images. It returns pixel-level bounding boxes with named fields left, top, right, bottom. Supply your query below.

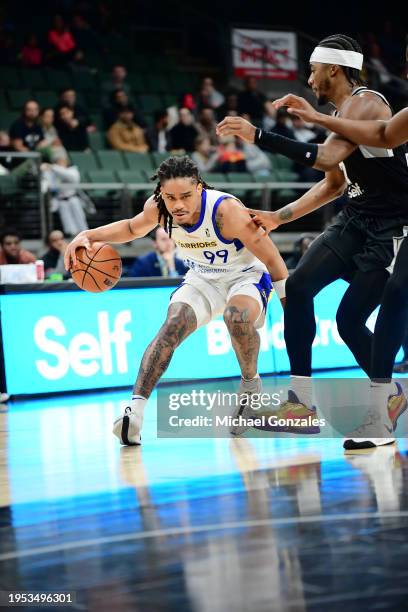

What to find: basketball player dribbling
left=64, top=156, right=288, bottom=445
left=217, top=33, right=408, bottom=449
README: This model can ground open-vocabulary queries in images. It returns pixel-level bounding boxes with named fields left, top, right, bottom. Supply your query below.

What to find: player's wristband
left=255, top=128, right=318, bottom=167
left=273, top=278, right=286, bottom=299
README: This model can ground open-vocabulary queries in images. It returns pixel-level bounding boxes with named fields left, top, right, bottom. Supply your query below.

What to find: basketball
left=70, top=242, right=122, bottom=293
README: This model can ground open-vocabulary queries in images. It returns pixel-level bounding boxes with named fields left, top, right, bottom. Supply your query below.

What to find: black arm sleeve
left=255, top=128, right=318, bottom=167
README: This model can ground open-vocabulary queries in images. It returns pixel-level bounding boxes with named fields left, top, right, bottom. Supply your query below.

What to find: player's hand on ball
left=273, top=94, right=319, bottom=123
left=216, top=116, right=257, bottom=143
left=247, top=209, right=280, bottom=232
left=64, top=231, right=92, bottom=270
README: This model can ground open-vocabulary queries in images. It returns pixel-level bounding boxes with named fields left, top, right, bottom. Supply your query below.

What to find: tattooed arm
left=215, top=199, right=288, bottom=306
left=247, top=165, right=346, bottom=232
left=64, top=197, right=159, bottom=269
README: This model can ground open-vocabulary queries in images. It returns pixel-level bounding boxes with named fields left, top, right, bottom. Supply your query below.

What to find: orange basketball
left=71, top=242, right=122, bottom=293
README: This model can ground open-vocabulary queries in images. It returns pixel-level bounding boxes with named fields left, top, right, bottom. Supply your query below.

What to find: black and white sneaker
left=343, top=408, right=395, bottom=450
left=113, top=406, right=142, bottom=446
left=230, top=376, right=262, bottom=436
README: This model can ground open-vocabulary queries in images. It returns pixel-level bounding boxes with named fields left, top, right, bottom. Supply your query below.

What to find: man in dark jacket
left=129, top=226, right=187, bottom=277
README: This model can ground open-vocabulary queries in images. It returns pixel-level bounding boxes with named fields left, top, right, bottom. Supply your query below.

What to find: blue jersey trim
left=212, top=195, right=244, bottom=250
left=180, top=189, right=207, bottom=234
left=253, top=272, right=273, bottom=311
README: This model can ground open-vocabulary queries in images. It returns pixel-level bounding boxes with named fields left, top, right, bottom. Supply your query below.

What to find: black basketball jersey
left=336, top=87, right=408, bottom=217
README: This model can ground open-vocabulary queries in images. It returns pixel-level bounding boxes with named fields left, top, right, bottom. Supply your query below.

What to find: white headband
left=310, top=46, right=364, bottom=70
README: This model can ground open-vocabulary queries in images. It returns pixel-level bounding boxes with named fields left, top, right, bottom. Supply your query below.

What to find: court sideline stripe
left=1, top=510, right=408, bottom=561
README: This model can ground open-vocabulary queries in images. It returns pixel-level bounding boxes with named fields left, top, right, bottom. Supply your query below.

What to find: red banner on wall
left=232, top=29, right=298, bottom=80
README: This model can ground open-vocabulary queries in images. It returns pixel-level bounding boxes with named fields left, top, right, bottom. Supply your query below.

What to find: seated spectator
left=217, top=136, right=246, bottom=173
left=56, top=105, right=89, bottom=151
left=168, top=108, right=199, bottom=153
left=9, top=100, right=47, bottom=152
left=197, top=77, right=225, bottom=111
left=286, top=234, right=315, bottom=269
left=41, top=229, right=69, bottom=278
left=71, top=14, right=102, bottom=55
left=242, top=141, right=272, bottom=176
left=237, top=77, right=267, bottom=124
left=103, top=89, right=145, bottom=129
left=102, top=64, right=132, bottom=106
left=41, top=157, right=88, bottom=236
left=197, top=108, right=218, bottom=146
left=20, top=33, right=42, bottom=67
left=0, top=230, right=36, bottom=264
left=107, top=107, right=148, bottom=152
left=146, top=110, right=170, bottom=152
left=271, top=108, right=296, bottom=139
left=47, top=15, right=76, bottom=66
left=129, top=227, right=188, bottom=278
left=39, top=107, right=68, bottom=162
left=191, top=136, right=218, bottom=173
left=291, top=116, right=318, bottom=143
left=216, top=92, right=239, bottom=121
left=55, top=88, right=94, bottom=132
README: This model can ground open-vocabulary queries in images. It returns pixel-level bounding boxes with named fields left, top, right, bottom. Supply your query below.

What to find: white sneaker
left=230, top=376, right=262, bottom=436
left=113, top=406, right=142, bottom=446
left=343, top=408, right=395, bottom=450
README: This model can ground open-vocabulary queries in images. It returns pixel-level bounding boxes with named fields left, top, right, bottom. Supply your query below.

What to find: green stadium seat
left=90, top=114, right=105, bottom=132
left=69, top=151, right=99, bottom=173
left=144, top=73, right=170, bottom=93
left=276, top=170, right=299, bottom=182
left=151, top=151, right=185, bottom=168
left=162, top=94, right=179, bottom=108
left=123, top=152, right=154, bottom=173
left=137, top=94, right=164, bottom=113
left=8, top=90, right=32, bottom=111
left=272, top=154, right=295, bottom=171
left=72, top=71, right=97, bottom=92
left=20, top=69, right=47, bottom=90
left=117, top=169, right=152, bottom=197
left=87, top=169, right=118, bottom=197
left=85, top=91, right=103, bottom=112
left=44, top=69, right=73, bottom=91
left=96, top=150, right=126, bottom=171
left=168, top=73, right=194, bottom=93
left=0, top=111, right=19, bottom=130
left=202, top=173, right=230, bottom=187
left=0, top=174, right=18, bottom=197
left=225, top=172, right=253, bottom=199
left=34, top=90, right=58, bottom=108
left=88, top=131, right=106, bottom=151
left=127, top=74, right=146, bottom=93
left=1, top=68, right=22, bottom=89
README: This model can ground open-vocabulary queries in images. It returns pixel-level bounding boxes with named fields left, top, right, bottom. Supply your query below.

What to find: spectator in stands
left=197, top=108, right=218, bottom=146
left=20, top=33, right=43, bottom=67
left=146, top=110, right=170, bottom=152
left=0, top=230, right=36, bottom=265
left=41, top=229, right=69, bottom=278
left=71, top=14, right=102, bottom=55
left=102, top=65, right=132, bottom=105
left=191, top=136, right=218, bottom=173
left=39, top=108, right=68, bottom=162
left=9, top=100, right=47, bottom=152
left=197, top=77, right=225, bottom=111
left=41, top=157, right=88, bottom=236
left=55, top=88, right=95, bottom=132
left=47, top=15, right=76, bottom=66
left=286, top=234, right=315, bottom=269
left=107, top=107, right=148, bottom=153
left=129, top=227, right=188, bottom=278
left=217, top=135, right=246, bottom=173
left=241, top=141, right=272, bottom=176
left=56, top=105, right=89, bottom=151
left=168, top=108, right=199, bottom=153
left=237, top=77, right=267, bottom=124
left=103, top=89, right=145, bottom=130
left=271, top=108, right=296, bottom=139
left=291, top=116, right=318, bottom=143
left=216, top=92, right=239, bottom=121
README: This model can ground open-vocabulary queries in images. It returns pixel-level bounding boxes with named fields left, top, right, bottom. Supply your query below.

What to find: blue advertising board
left=0, top=279, right=385, bottom=395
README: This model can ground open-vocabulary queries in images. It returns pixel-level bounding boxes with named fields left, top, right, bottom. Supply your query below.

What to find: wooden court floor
left=1, top=381, right=408, bottom=611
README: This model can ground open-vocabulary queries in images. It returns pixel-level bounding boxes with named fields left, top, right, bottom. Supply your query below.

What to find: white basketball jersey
left=171, top=189, right=267, bottom=279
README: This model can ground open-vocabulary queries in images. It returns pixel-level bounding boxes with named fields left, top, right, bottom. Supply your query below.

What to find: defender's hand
left=216, top=116, right=257, bottom=143
left=248, top=210, right=280, bottom=232
left=274, top=94, right=320, bottom=123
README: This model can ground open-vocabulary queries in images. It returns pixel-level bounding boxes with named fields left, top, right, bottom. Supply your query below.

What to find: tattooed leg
left=133, top=302, right=197, bottom=398
left=223, top=296, right=261, bottom=379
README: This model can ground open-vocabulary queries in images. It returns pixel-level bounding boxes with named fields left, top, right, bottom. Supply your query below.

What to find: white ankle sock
left=370, top=383, right=392, bottom=418
left=130, top=395, right=147, bottom=418
left=242, top=373, right=260, bottom=383
left=291, top=376, right=312, bottom=407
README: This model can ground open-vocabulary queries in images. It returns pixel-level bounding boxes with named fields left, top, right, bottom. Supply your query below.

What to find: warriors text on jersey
left=170, top=189, right=267, bottom=278
left=336, top=87, right=408, bottom=217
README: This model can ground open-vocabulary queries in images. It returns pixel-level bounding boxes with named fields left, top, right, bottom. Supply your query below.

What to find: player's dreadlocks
left=151, top=156, right=212, bottom=236
left=318, top=34, right=365, bottom=86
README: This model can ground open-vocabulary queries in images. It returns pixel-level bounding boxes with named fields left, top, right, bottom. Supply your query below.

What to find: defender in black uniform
left=217, top=34, right=408, bottom=445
